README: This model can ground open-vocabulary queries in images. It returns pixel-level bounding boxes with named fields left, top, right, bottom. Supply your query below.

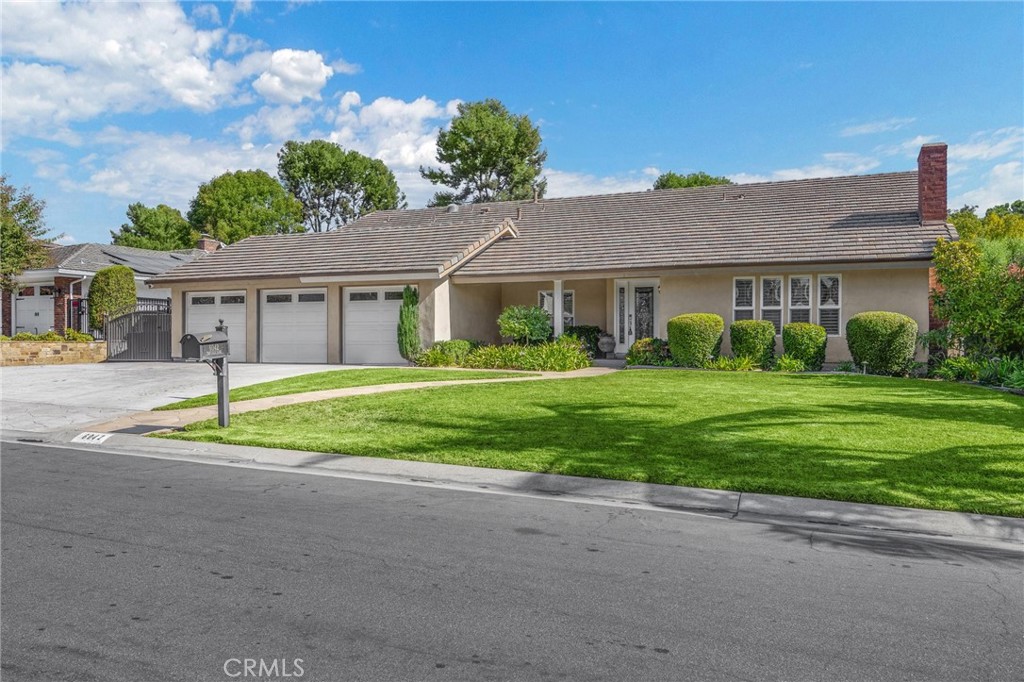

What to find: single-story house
left=1, top=242, right=211, bottom=337
left=149, top=143, right=955, bottom=365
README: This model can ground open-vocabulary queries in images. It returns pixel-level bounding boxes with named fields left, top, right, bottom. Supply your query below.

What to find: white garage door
left=14, top=286, right=55, bottom=334
left=186, top=291, right=247, bottom=362
left=343, top=286, right=406, bottom=365
left=260, top=289, right=327, bottom=363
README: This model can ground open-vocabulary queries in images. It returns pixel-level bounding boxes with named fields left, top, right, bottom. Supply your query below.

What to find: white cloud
left=840, top=117, right=916, bottom=137
left=230, top=0, right=254, bottom=24
left=951, top=161, right=1024, bottom=211
left=54, top=235, right=78, bottom=245
left=330, top=57, right=362, bottom=76
left=192, top=4, right=221, bottom=25
left=252, top=49, right=335, bottom=104
left=949, top=127, right=1024, bottom=163
left=226, top=105, right=316, bottom=144
left=730, top=152, right=881, bottom=184
left=545, top=169, right=655, bottom=197
left=65, top=129, right=279, bottom=210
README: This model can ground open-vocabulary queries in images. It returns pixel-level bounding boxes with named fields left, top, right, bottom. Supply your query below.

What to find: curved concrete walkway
left=86, top=366, right=618, bottom=433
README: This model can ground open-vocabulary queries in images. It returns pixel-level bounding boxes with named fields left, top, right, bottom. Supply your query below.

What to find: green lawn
left=154, top=368, right=529, bottom=410
left=162, top=370, right=1024, bottom=516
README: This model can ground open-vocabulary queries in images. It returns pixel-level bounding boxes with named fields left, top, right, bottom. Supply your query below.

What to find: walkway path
left=86, top=366, right=618, bottom=433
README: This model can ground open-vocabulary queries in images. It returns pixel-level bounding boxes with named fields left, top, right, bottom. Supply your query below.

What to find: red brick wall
left=918, top=144, right=948, bottom=222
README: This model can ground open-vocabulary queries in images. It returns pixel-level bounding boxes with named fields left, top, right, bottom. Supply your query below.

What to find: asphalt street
left=2, top=442, right=1021, bottom=682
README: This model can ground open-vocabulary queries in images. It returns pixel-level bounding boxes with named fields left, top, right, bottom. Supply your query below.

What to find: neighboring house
left=1, top=242, right=213, bottom=337
left=149, top=144, right=955, bottom=365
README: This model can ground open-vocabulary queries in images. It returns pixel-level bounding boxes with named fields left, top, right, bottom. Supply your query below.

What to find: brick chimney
left=196, top=234, right=223, bottom=253
left=917, top=143, right=947, bottom=223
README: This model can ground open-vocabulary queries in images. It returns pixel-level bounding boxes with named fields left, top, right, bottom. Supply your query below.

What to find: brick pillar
left=54, top=276, right=78, bottom=335
left=918, top=143, right=947, bottom=223
left=1, top=290, right=11, bottom=337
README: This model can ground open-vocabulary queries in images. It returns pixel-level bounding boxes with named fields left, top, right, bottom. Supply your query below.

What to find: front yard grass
left=154, top=368, right=529, bottom=410
left=162, top=371, right=1024, bottom=516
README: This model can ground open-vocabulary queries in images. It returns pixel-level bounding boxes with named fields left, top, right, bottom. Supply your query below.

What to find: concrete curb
left=7, top=426, right=1023, bottom=545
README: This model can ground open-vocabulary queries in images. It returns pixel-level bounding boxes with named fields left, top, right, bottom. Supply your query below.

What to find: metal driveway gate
left=105, top=298, right=172, bottom=361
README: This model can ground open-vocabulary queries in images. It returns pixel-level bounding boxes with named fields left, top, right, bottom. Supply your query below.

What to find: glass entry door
left=614, top=279, right=659, bottom=354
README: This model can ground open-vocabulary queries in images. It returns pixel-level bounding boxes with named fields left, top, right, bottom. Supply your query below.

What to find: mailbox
left=180, top=330, right=230, bottom=362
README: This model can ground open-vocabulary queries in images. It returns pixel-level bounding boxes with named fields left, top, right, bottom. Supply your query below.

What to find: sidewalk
left=83, top=366, right=618, bottom=433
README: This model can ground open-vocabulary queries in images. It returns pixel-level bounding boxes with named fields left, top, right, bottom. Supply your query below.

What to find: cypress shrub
left=782, top=322, right=827, bottom=371
left=397, top=285, right=421, bottom=362
left=667, top=313, right=724, bottom=367
left=729, top=319, right=777, bottom=368
left=846, top=311, right=918, bottom=375
left=87, top=265, right=136, bottom=329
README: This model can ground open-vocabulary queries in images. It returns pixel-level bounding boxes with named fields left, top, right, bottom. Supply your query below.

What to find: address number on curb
left=71, top=432, right=112, bottom=444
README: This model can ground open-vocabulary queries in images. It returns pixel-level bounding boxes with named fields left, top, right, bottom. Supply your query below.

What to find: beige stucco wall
left=658, top=267, right=930, bottom=363
left=450, top=283, right=502, bottom=344
left=499, top=279, right=608, bottom=329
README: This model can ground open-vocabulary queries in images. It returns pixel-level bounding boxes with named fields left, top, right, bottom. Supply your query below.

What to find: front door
left=613, top=279, right=658, bottom=354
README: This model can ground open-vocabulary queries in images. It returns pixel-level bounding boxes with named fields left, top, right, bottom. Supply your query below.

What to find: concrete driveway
left=0, top=362, right=343, bottom=434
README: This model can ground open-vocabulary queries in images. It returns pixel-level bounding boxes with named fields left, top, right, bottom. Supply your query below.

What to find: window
left=733, top=278, right=754, bottom=322
left=384, top=290, right=405, bottom=301
left=18, top=287, right=35, bottom=297
left=266, top=294, right=293, bottom=304
left=617, top=286, right=626, bottom=343
left=761, top=277, right=783, bottom=334
left=38, top=286, right=55, bottom=296
left=789, top=276, right=811, bottom=324
left=220, top=295, right=245, bottom=305
left=349, top=291, right=377, bottom=302
left=297, top=293, right=325, bottom=303
left=818, top=275, right=842, bottom=336
left=538, top=290, right=575, bottom=327
left=191, top=296, right=215, bottom=305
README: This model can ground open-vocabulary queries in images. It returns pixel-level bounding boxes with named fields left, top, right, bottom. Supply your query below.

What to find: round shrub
left=729, top=319, right=776, bottom=368
left=845, top=311, right=919, bottom=376
left=667, top=313, right=724, bottom=368
left=498, top=305, right=552, bottom=344
left=782, top=323, right=827, bottom=371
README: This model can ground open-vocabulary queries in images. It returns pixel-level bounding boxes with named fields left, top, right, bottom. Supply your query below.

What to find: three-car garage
left=184, top=286, right=405, bottom=364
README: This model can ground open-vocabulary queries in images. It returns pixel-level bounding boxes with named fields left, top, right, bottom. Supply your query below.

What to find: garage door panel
left=186, top=291, right=246, bottom=362
left=343, top=287, right=405, bottom=365
left=260, top=289, right=327, bottom=363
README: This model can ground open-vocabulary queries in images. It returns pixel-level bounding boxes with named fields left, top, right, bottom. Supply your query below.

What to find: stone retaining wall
left=1, top=341, right=107, bottom=366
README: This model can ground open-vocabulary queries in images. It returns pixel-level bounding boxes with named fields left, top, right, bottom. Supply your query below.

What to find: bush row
left=932, top=354, right=1024, bottom=389
left=415, top=335, right=591, bottom=372
left=1, top=329, right=95, bottom=343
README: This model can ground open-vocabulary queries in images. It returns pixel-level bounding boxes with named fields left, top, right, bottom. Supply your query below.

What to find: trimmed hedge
left=667, top=313, right=723, bottom=368
left=463, top=336, right=590, bottom=372
left=782, top=322, right=827, bottom=371
left=88, top=265, right=136, bottom=329
left=845, top=311, right=918, bottom=376
left=729, top=319, right=776, bottom=368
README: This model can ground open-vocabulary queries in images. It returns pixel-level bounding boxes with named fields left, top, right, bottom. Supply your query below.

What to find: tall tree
left=653, top=171, right=733, bottom=190
left=948, top=203, right=1024, bottom=241
left=187, top=170, right=304, bottom=244
left=278, top=140, right=406, bottom=232
left=420, top=99, right=546, bottom=207
left=1, top=175, right=53, bottom=291
left=110, top=203, right=193, bottom=251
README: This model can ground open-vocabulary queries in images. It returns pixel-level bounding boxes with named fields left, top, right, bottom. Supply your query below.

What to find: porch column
left=553, top=279, right=564, bottom=337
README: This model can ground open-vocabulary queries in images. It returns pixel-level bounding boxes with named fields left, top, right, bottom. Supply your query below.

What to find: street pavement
left=2, top=442, right=1021, bottom=682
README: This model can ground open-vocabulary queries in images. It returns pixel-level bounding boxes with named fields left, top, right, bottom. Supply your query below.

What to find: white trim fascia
left=299, top=272, right=439, bottom=284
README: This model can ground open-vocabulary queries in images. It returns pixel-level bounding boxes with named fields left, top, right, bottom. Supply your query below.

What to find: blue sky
left=2, top=1, right=1022, bottom=245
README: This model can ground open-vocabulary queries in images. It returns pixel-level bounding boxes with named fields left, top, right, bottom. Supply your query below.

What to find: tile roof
left=44, top=244, right=202, bottom=276
left=150, top=170, right=954, bottom=284
left=148, top=216, right=517, bottom=283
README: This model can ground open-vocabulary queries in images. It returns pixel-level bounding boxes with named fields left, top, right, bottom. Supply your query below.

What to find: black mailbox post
left=180, top=321, right=231, bottom=427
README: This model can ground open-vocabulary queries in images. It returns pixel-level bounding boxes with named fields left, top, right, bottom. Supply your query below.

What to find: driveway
left=0, top=362, right=343, bottom=434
